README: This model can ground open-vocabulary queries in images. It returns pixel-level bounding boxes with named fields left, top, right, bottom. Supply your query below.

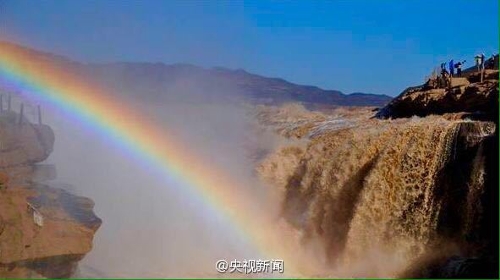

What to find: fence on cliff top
left=0, top=92, right=43, bottom=126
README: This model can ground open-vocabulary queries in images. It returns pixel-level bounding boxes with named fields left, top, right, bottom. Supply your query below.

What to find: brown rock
left=0, top=112, right=101, bottom=278
left=0, top=184, right=101, bottom=278
left=376, top=76, right=499, bottom=119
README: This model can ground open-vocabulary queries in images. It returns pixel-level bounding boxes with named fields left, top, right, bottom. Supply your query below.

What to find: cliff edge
left=376, top=70, right=499, bottom=119
left=0, top=111, right=101, bottom=278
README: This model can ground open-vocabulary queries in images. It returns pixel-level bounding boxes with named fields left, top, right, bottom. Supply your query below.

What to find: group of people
left=439, top=53, right=496, bottom=78
left=432, top=53, right=498, bottom=88
left=440, top=59, right=466, bottom=78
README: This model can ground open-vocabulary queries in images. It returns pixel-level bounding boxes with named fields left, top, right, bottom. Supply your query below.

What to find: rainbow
left=0, top=43, right=309, bottom=276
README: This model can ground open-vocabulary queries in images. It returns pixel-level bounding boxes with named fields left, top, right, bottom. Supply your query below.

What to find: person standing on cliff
left=478, top=53, right=486, bottom=82
left=455, top=60, right=465, bottom=77
left=449, top=59, right=455, bottom=77
left=475, top=54, right=483, bottom=71
left=439, top=63, right=449, bottom=88
left=487, top=54, right=498, bottom=69
left=440, top=62, right=447, bottom=73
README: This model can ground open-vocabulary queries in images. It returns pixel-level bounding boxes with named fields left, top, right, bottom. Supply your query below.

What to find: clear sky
left=0, top=0, right=498, bottom=96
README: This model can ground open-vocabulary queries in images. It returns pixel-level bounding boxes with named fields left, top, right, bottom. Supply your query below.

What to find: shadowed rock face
left=376, top=70, right=499, bottom=119
left=0, top=113, right=101, bottom=278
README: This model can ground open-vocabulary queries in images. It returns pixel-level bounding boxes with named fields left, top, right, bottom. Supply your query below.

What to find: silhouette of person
left=479, top=53, right=485, bottom=71
left=455, top=61, right=465, bottom=77
left=449, top=59, right=455, bottom=77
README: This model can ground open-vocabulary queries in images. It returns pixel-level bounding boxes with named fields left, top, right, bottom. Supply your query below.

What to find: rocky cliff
left=376, top=70, right=499, bottom=119
left=0, top=111, right=101, bottom=278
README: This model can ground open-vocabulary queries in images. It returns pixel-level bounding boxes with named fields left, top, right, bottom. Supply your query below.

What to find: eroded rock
left=0, top=113, right=101, bottom=278
left=376, top=71, right=499, bottom=119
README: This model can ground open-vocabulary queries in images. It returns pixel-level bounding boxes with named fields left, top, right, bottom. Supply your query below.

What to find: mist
left=24, top=73, right=284, bottom=277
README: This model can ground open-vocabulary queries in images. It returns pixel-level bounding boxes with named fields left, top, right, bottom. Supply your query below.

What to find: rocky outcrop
left=0, top=185, right=101, bottom=278
left=0, top=111, right=101, bottom=278
left=376, top=70, right=499, bottom=119
left=0, top=111, right=54, bottom=182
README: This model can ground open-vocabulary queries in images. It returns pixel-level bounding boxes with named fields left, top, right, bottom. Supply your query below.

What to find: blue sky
left=0, top=0, right=498, bottom=96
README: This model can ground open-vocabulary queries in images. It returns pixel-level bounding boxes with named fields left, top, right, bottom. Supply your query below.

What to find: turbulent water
left=257, top=105, right=497, bottom=277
